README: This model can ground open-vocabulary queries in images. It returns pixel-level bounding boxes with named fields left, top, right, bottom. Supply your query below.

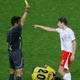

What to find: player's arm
left=21, top=5, right=30, bottom=26
left=34, top=25, right=57, bottom=32
left=70, top=39, right=76, bottom=62
left=72, top=39, right=76, bottom=56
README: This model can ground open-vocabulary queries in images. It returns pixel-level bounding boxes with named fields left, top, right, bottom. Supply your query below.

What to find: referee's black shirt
left=7, top=24, right=22, bottom=50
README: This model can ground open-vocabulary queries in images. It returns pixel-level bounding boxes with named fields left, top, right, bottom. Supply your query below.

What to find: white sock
left=63, top=72, right=71, bottom=80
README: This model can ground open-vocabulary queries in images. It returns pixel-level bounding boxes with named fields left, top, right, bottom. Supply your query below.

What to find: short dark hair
left=58, top=17, right=68, bottom=25
left=11, top=16, right=21, bottom=26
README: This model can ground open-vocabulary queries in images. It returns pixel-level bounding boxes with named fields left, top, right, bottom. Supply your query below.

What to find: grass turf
left=0, top=0, right=80, bottom=80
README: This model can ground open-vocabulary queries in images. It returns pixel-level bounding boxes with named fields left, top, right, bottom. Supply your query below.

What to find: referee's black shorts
left=8, top=49, right=24, bottom=69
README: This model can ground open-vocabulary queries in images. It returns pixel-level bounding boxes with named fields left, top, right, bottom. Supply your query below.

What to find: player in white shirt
left=34, top=17, right=76, bottom=80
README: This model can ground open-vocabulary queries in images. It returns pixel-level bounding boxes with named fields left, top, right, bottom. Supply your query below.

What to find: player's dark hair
left=11, top=16, right=21, bottom=26
left=58, top=17, right=68, bottom=25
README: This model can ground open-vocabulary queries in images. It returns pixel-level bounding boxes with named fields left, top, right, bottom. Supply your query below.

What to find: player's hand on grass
left=25, top=5, right=30, bottom=12
left=70, top=54, right=75, bottom=62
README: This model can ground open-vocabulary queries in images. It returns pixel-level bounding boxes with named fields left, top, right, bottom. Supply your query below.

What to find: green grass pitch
left=0, top=0, right=80, bottom=80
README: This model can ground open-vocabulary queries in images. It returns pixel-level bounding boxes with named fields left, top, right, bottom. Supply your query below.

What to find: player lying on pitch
left=32, top=65, right=61, bottom=80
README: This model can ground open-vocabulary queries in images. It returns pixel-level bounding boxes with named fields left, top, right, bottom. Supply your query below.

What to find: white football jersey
left=56, top=27, right=75, bottom=53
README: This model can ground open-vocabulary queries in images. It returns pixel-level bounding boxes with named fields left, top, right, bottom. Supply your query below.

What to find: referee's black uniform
left=7, top=23, right=24, bottom=69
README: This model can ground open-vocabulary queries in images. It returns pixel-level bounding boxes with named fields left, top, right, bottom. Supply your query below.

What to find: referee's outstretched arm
left=21, top=5, right=30, bottom=26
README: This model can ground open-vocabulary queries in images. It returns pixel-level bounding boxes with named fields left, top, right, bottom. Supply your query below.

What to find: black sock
left=9, top=74, right=14, bottom=80
left=16, top=76, right=22, bottom=80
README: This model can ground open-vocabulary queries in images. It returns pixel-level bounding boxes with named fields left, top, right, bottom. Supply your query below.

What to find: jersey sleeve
left=6, top=29, right=12, bottom=43
left=70, top=30, right=75, bottom=41
left=7, top=32, right=9, bottom=42
left=56, top=28, right=61, bottom=33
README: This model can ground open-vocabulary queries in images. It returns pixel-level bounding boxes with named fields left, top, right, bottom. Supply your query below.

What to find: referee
left=7, top=5, right=30, bottom=80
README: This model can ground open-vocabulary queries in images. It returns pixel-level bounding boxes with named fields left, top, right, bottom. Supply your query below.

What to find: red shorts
left=60, top=50, right=72, bottom=69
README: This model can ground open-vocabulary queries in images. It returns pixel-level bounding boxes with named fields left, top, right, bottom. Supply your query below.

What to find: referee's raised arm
left=21, top=5, right=30, bottom=26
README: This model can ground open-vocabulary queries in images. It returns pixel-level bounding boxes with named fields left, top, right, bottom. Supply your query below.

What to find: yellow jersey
left=32, top=65, right=57, bottom=80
